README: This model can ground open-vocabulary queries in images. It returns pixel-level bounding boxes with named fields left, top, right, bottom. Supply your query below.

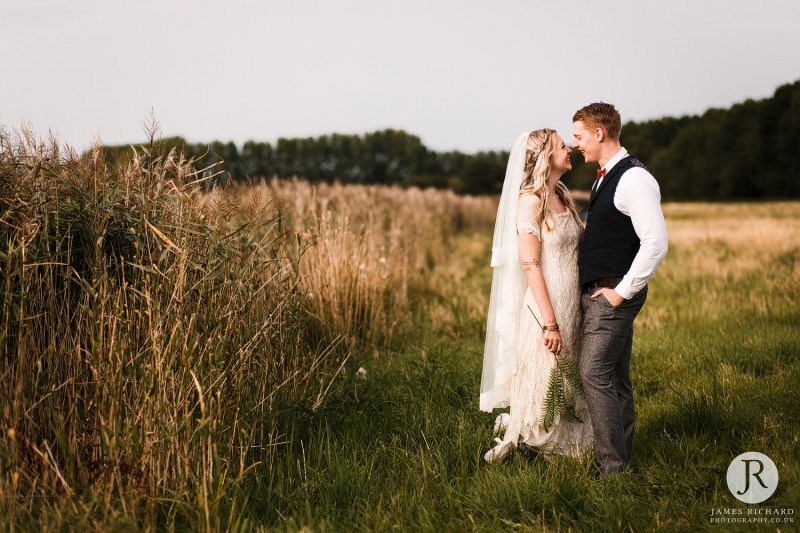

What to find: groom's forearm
left=615, top=235, right=668, bottom=298
left=615, top=170, right=669, bottom=299
left=616, top=234, right=668, bottom=299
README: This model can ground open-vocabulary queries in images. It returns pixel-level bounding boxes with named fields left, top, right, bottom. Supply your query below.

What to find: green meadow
left=259, top=203, right=800, bottom=532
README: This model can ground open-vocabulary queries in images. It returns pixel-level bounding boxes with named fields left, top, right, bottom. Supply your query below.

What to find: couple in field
left=480, top=103, right=668, bottom=475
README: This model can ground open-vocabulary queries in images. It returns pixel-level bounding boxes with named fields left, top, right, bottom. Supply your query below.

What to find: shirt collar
left=603, top=147, right=629, bottom=174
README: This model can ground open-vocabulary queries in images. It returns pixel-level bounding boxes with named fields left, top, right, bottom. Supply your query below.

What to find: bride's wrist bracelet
left=542, top=323, right=560, bottom=332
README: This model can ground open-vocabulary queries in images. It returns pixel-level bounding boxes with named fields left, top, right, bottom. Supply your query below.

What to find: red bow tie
left=596, top=168, right=606, bottom=180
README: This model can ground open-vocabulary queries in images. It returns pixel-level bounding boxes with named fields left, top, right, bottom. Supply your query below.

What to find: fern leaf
left=540, top=367, right=562, bottom=431
left=557, top=354, right=585, bottom=399
left=561, top=388, right=583, bottom=424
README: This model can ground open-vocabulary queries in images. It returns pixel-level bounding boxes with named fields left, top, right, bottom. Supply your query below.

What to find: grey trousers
left=580, top=286, right=647, bottom=474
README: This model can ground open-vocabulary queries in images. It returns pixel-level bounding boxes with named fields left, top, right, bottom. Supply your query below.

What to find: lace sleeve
left=516, top=193, right=541, bottom=238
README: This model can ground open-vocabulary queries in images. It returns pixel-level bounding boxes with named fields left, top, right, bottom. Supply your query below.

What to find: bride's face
left=549, top=134, right=572, bottom=174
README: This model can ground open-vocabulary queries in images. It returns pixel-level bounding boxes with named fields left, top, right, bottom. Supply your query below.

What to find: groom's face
left=572, top=121, right=601, bottom=163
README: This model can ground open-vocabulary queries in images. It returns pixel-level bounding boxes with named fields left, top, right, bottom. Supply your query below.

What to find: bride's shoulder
left=517, top=191, right=542, bottom=212
left=516, top=192, right=542, bottom=236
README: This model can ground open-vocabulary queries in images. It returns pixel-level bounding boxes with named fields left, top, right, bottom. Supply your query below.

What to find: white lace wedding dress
left=485, top=193, right=593, bottom=462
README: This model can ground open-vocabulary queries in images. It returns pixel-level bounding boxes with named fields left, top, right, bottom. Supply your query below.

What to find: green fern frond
left=557, top=354, right=585, bottom=399
left=540, top=355, right=586, bottom=431
left=540, top=367, right=562, bottom=431
left=562, top=389, right=583, bottom=424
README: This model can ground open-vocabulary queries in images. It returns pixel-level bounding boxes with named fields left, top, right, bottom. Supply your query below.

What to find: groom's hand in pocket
left=592, top=288, right=625, bottom=307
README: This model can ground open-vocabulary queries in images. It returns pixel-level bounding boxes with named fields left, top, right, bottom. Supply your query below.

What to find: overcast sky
left=3, top=0, right=799, bottom=153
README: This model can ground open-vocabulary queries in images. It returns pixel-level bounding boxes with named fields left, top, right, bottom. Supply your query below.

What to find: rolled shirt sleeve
left=613, top=167, right=668, bottom=299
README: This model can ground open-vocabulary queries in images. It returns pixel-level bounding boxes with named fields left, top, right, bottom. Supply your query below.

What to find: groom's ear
left=594, top=127, right=606, bottom=142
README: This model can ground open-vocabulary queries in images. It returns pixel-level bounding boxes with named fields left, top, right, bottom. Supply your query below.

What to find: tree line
left=564, top=79, right=799, bottom=199
left=104, top=79, right=799, bottom=200
left=104, top=129, right=508, bottom=196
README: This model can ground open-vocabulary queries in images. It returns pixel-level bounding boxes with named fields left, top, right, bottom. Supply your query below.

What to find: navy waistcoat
left=579, top=155, right=648, bottom=286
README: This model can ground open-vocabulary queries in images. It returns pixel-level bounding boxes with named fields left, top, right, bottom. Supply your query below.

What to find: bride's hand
left=543, top=330, right=562, bottom=355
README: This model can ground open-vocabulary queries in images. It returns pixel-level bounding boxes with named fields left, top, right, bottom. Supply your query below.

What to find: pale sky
left=3, top=0, right=799, bottom=153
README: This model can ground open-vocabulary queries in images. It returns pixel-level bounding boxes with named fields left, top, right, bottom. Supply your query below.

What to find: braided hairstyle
left=519, top=129, right=581, bottom=231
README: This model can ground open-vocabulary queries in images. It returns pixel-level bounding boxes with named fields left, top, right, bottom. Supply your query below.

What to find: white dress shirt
left=594, top=147, right=668, bottom=299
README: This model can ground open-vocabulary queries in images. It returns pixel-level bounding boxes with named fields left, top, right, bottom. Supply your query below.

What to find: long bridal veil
left=480, top=132, right=529, bottom=412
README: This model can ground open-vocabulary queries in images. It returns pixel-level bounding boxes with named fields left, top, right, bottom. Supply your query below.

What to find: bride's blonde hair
left=519, top=128, right=581, bottom=231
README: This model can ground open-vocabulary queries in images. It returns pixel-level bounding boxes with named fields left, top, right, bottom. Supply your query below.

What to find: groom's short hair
left=573, top=102, right=621, bottom=140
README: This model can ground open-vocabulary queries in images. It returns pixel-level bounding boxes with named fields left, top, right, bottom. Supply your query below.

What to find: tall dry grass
left=0, top=127, right=346, bottom=530
left=663, top=202, right=800, bottom=276
left=0, top=126, right=498, bottom=530
left=634, top=202, right=800, bottom=329
left=202, top=178, right=497, bottom=350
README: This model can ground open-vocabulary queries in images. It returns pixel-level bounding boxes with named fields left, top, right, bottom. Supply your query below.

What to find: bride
left=480, top=129, right=592, bottom=462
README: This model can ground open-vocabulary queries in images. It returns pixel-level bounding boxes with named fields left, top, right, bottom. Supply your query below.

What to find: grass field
left=1, top=131, right=798, bottom=531
left=254, top=202, right=799, bottom=532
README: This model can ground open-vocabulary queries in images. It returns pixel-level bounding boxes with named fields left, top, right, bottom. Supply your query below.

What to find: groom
left=572, top=103, right=668, bottom=475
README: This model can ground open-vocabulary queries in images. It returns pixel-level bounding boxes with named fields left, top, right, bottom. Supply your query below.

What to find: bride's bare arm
left=519, top=232, right=562, bottom=354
